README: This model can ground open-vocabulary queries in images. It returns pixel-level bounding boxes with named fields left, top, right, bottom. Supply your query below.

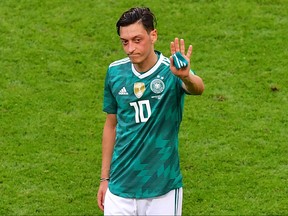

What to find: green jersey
left=103, top=51, right=192, bottom=198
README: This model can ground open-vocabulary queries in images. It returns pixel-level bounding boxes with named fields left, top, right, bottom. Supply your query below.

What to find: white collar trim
left=132, top=53, right=164, bottom=79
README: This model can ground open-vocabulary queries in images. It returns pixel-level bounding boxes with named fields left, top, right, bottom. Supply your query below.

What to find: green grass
left=1, top=0, right=287, bottom=215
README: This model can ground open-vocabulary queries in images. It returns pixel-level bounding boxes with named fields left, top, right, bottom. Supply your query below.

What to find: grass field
left=1, top=0, right=288, bottom=215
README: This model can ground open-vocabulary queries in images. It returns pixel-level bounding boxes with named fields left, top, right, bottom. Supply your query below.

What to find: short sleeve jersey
left=103, top=51, right=193, bottom=199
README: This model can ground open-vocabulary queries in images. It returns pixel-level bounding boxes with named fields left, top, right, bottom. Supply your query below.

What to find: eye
left=134, top=38, right=141, bottom=43
left=121, top=40, right=128, bottom=45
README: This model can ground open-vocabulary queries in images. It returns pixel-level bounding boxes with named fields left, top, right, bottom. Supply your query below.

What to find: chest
left=111, top=69, right=179, bottom=108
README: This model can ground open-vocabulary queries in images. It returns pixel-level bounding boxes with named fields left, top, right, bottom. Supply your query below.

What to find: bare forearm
left=101, top=115, right=117, bottom=178
left=101, top=134, right=115, bottom=178
left=182, top=73, right=204, bottom=95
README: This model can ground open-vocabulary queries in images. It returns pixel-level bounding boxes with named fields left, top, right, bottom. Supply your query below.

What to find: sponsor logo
left=118, top=87, right=128, bottom=95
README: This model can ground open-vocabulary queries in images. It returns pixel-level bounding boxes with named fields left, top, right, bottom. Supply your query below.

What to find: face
left=119, top=22, right=157, bottom=65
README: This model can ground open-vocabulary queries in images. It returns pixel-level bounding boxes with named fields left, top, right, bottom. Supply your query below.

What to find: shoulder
left=109, top=57, right=131, bottom=68
left=156, top=50, right=170, bottom=67
left=105, top=57, right=132, bottom=81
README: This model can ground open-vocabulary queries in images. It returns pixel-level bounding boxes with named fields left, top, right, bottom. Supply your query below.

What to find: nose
left=127, top=42, right=135, bottom=54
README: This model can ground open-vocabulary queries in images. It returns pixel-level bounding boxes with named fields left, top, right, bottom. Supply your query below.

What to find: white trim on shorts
left=104, top=187, right=183, bottom=216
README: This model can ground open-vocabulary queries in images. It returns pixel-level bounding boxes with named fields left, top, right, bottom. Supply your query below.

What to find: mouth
left=128, top=53, right=140, bottom=58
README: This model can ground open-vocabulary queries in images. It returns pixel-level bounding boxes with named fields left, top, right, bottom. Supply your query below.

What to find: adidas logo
left=118, top=87, right=128, bottom=95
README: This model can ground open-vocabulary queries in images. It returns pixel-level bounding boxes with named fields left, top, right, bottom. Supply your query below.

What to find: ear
left=150, top=29, right=158, bottom=44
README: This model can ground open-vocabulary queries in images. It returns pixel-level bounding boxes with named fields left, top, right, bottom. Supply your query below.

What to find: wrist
left=100, top=177, right=110, bottom=182
left=179, top=71, right=192, bottom=83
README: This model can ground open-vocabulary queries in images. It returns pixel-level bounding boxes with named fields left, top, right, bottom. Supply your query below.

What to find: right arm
left=97, top=113, right=117, bottom=211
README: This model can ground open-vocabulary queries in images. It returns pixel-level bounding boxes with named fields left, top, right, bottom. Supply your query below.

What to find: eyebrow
left=120, top=35, right=143, bottom=41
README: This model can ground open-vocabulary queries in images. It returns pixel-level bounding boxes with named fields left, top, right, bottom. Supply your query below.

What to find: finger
left=180, top=39, right=185, bottom=54
left=170, top=41, right=175, bottom=55
left=174, top=38, right=180, bottom=52
left=186, top=45, right=193, bottom=59
left=97, top=192, right=104, bottom=211
left=169, top=55, right=174, bottom=67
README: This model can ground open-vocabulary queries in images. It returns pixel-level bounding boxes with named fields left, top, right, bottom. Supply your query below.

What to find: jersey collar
left=132, top=51, right=164, bottom=79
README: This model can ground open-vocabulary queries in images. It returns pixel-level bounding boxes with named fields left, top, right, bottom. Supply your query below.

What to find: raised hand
left=170, top=38, right=193, bottom=79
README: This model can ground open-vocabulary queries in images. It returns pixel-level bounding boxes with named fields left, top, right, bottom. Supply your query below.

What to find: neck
left=134, top=52, right=158, bottom=72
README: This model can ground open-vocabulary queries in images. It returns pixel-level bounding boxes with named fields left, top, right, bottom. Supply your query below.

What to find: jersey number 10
left=130, top=100, right=151, bottom=123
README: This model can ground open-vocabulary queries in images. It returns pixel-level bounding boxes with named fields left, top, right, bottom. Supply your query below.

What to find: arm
left=170, top=38, right=205, bottom=95
left=97, top=113, right=117, bottom=211
left=180, top=72, right=204, bottom=95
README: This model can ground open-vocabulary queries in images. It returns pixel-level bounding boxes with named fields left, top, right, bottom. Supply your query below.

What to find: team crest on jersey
left=150, top=78, right=165, bottom=94
left=134, top=82, right=146, bottom=98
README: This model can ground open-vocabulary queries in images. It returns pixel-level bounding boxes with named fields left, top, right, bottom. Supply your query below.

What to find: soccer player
left=97, top=7, right=204, bottom=215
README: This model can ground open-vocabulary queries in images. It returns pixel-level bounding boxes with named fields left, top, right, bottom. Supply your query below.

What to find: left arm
left=170, top=38, right=204, bottom=95
left=180, top=71, right=204, bottom=95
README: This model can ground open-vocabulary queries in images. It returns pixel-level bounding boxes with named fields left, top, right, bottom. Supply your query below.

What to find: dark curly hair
left=116, top=7, right=157, bottom=36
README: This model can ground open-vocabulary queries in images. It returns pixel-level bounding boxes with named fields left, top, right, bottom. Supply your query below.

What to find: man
left=97, top=7, right=204, bottom=215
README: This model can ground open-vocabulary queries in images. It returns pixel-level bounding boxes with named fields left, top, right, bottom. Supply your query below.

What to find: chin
left=129, top=57, right=142, bottom=64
